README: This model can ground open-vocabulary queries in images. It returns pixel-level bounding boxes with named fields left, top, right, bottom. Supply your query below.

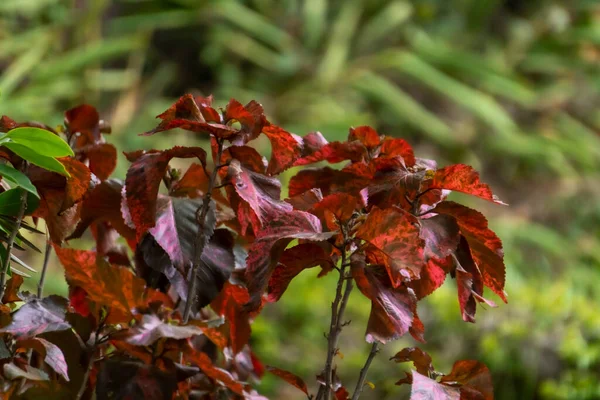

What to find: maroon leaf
left=0, top=295, right=71, bottom=338
left=17, top=337, right=69, bottom=381
left=244, top=209, right=334, bottom=311
left=356, top=207, right=425, bottom=286
left=211, top=282, right=251, bottom=354
left=434, top=201, right=506, bottom=302
left=267, top=243, right=334, bottom=302
left=185, top=345, right=245, bottom=395
left=127, top=314, right=203, bottom=346
left=348, top=126, right=381, bottom=149
left=419, top=214, right=460, bottom=260
left=64, top=104, right=102, bottom=147
left=407, top=256, right=451, bottom=299
left=78, top=143, right=117, bottom=180
left=294, top=140, right=367, bottom=166
left=351, top=256, right=423, bottom=343
left=410, top=371, right=460, bottom=400
left=429, top=164, right=505, bottom=205
left=266, top=366, right=308, bottom=395
left=379, top=137, right=415, bottom=166
left=124, top=146, right=207, bottom=239
left=225, top=99, right=267, bottom=144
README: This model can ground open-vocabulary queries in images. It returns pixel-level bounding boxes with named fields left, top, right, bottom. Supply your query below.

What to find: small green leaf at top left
left=1, top=142, right=69, bottom=176
left=2, top=127, right=73, bottom=158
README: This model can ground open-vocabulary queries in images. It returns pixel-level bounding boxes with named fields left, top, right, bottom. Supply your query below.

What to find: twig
left=316, top=228, right=354, bottom=400
left=75, top=314, right=106, bottom=400
left=351, top=343, right=380, bottom=400
left=36, top=235, right=52, bottom=298
left=182, top=138, right=224, bottom=323
left=0, top=188, right=28, bottom=302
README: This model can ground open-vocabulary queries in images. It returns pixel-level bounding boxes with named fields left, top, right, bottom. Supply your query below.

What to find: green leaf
left=1, top=142, right=69, bottom=176
left=0, top=187, right=38, bottom=216
left=4, top=127, right=74, bottom=157
left=0, top=164, right=39, bottom=198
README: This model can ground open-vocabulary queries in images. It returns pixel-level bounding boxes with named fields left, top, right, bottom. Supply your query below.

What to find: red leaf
left=64, top=104, right=101, bottom=147
left=348, top=126, right=381, bottom=148
left=351, top=257, right=423, bottom=343
left=127, top=314, right=203, bottom=346
left=225, top=99, right=267, bottom=144
left=185, top=346, right=245, bottom=395
left=335, top=386, right=350, bottom=400
left=289, top=165, right=372, bottom=198
left=17, top=337, right=69, bottom=381
left=407, top=256, right=451, bottom=300
left=69, top=286, right=90, bottom=317
left=211, top=282, right=251, bottom=354
left=124, top=146, right=206, bottom=239
left=294, top=140, right=367, bottom=166
left=169, top=163, right=209, bottom=198
left=266, top=366, right=308, bottom=395
left=0, top=295, right=71, bottom=338
left=410, top=371, right=460, bottom=400
left=267, top=243, right=334, bottom=302
left=0, top=115, right=18, bottom=131
left=379, top=138, right=415, bottom=166
left=429, top=164, right=505, bottom=205
left=262, top=125, right=302, bottom=174
left=54, top=247, right=164, bottom=318
left=356, top=207, right=425, bottom=286
left=312, top=193, right=361, bottom=226
left=390, top=347, right=434, bottom=377
left=78, top=143, right=117, bottom=180
left=433, top=201, right=506, bottom=302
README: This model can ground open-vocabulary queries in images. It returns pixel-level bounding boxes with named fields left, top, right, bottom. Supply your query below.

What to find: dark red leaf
left=0, top=115, right=18, bottom=132
left=124, top=146, right=206, bottom=239
left=266, top=366, right=308, bottom=395
left=407, top=256, right=451, bottom=299
left=410, top=371, right=460, bottom=400
left=429, top=164, right=505, bottom=205
left=225, top=99, right=267, bottom=144
left=0, top=295, right=71, bottom=338
left=210, top=282, right=251, bottom=354
left=78, top=143, right=117, bottom=180
left=267, top=243, right=334, bottom=302
left=335, top=386, right=350, bottom=400
left=262, top=125, right=302, bottom=175
left=69, top=286, right=90, bottom=317
left=351, top=257, right=423, bottom=343
left=127, top=314, right=203, bottom=346
left=433, top=201, right=506, bottom=302
left=294, top=140, right=367, bottom=166
left=96, top=360, right=177, bottom=400
left=64, top=104, right=101, bottom=147
left=68, top=179, right=136, bottom=243
left=289, top=165, right=372, bottom=198
left=169, top=163, right=209, bottom=198
left=356, top=207, right=425, bottom=286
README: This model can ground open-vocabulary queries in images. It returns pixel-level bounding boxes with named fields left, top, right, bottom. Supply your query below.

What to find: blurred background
left=1, top=0, right=600, bottom=399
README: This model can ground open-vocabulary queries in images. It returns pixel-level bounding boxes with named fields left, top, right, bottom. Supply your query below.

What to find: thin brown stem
left=182, top=139, right=224, bottom=323
left=316, top=228, right=354, bottom=400
left=36, top=236, right=52, bottom=298
left=0, top=187, right=28, bottom=302
left=351, top=343, right=380, bottom=400
left=75, top=314, right=106, bottom=400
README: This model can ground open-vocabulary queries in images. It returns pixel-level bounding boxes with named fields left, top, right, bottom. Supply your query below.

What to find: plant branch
left=351, top=342, right=380, bottom=400
left=316, top=228, right=354, bottom=400
left=182, top=138, right=224, bottom=323
left=0, top=187, right=28, bottom=302
left=36, top=235, right=52, bottom=298
left=75, top=313, right=106, bottom=400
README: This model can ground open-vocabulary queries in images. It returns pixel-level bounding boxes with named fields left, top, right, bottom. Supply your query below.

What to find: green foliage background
left=1, top=0, right=599, bottom=398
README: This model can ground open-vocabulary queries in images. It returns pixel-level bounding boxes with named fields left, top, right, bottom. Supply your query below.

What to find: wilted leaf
left=266, top=366, right=308, bottom=395
left=440, top=360, right=493, bottom=400
left=0, top=295, right=71, bottom=338
left=127, top=314, right=203, bottom=346
left=391, top=347, right=434, bottom=377
left=18, top=337, right=69, bottom=381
